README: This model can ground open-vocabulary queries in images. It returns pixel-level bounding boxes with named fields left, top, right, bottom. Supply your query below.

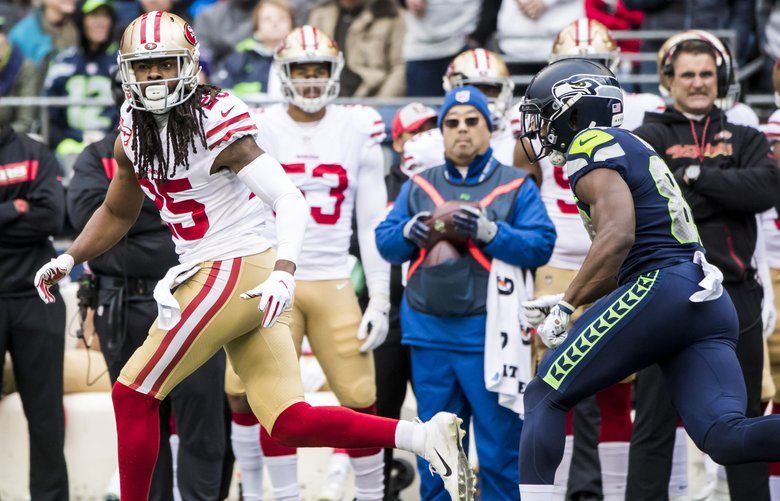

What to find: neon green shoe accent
left=567, top=129, right=614, bottom=158
left=542, top=269, right=660, bottom=390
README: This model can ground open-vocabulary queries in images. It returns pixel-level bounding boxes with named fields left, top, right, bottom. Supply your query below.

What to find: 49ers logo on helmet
left=184, top=23, right=197, bottom=46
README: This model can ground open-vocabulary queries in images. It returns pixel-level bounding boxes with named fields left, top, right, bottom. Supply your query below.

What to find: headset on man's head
left=658, top=30, right=734, bottom=100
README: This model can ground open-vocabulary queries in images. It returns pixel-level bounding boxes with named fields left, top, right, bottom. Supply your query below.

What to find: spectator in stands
left=66, top=71, right=229, bottom=501
left=215, top=0, right=294, bottom=98
left=308, top=0, right=405, bottom=97
left=290, top=0, right=318, bottom=24
left=194, top=0, right=257, bottom=68
left=0, top=122, right=67, bottom=500
left=0, top=16, right=40, bottom=133
left=585, top=0, right=644, bottom=56
left=628, top=37, right=779, bottom=501
left=9, top=0, right=78, bottom=65
left=399, top=0, right=479, bottom=96
left=496, top=0, right=583, bottom=90
left=376, top=87, right=555, bottom=500
left=43, top=0, right=117, bottom=157
left=0, top=0, right=31, bottom=31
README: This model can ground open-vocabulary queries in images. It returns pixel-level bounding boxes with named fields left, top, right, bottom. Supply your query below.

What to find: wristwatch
left=685, top=165, right=701, bottom=185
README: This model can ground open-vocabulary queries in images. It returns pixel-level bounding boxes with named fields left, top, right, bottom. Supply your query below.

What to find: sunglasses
left=443, top=116, right=481, bottom=129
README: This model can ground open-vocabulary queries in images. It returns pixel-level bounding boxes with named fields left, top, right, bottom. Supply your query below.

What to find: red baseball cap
left=391, top=102, right=437, bottom=141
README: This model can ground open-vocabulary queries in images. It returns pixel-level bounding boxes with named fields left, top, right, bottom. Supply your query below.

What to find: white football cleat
left=419, top=412, right=476, bottom=501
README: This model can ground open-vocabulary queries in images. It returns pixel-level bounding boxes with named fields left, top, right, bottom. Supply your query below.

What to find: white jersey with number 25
left=119, top=90, right=271, bottom=265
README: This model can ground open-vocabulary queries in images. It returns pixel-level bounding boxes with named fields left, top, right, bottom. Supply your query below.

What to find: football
left=424, top=200, right=479, bottom=249
left=423, top=240, right=462, bottom=267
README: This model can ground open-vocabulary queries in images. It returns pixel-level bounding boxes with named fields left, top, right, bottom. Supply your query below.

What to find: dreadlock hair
left=131, top=84, right=222, bottom=182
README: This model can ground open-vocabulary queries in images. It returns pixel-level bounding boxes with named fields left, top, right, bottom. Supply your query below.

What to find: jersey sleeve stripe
left=208, top=124, right=258, bottom=150
left=206, top=112, right=252, bottom=139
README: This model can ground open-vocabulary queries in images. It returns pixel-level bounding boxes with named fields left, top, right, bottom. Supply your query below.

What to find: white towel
left=690, top=251, right=723, bottom=303
left=153, top=263, right=201, bottom=330
left=485, top=259, right=534, bottom=417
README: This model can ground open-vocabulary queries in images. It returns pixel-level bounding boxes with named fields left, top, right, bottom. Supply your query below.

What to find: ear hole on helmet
left=569, top=109, right=579, bottom=129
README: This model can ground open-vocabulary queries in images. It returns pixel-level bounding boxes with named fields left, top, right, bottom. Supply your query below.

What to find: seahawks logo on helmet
left=552, top=74, right=621, bottom=106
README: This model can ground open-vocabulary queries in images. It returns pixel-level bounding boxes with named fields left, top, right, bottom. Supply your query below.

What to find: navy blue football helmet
left=520, top=58, right=624, bottom=165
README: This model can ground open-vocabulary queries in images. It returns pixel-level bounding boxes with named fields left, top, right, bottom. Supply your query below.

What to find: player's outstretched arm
left=215, top=136, right=308, bottom=327
left=564, top=168, right=635, bottom=308
left=34, top=136, right=145, bottom=303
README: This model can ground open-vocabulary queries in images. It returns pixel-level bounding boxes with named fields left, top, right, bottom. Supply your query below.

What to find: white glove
left=358, top=295, right=391, bottom=352
left=763, top=301, right=777, bottom=340
left=240, top=270, right=295, bottom=328
left=536, top=301, right=574, bottom=349
left=34, top=254, right=74, bottom=303
left=522, top=293, right=564, bottom=328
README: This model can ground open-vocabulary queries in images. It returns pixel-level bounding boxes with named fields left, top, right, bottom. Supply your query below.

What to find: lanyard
left=689, top=116, right=711, bottom=163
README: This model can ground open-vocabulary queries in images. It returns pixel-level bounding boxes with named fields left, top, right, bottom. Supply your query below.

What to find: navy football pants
left=519, top=261, right=780, bottom=486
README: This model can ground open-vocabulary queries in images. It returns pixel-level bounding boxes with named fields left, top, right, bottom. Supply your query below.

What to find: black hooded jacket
left=67, top=132, right=178, bottom=280
left=634, top=106, right=780, bottom=284
left=0, top=127, right=65, bottom=297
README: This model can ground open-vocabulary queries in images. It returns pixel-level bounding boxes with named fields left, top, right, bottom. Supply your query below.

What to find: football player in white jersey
left=223, top=26, right=391, bottom=501
left=519, top=18, right=665, bottom=501
left=760, top=60, right=780, bottom=498
left=33, top=13, right=473, bottom=501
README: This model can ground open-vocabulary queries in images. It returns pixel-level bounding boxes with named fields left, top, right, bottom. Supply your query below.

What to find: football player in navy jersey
left=516, top=58, right=780, bottom=500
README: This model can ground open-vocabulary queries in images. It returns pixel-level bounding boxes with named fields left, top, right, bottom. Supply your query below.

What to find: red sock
left=232, top=411, right=259, bottom=426
left=271, top=402, right=397, bottom=449
left=771, top=403, right=780, bottom=477
left=112, top=382, right=161, bottom=501
left=261, top=426, right=297, bottom=456
left=566, top=409, right=574, bottom=436
left=346, top=404, right=382, bottom=457
left=597, top=383, right=633, bottom=442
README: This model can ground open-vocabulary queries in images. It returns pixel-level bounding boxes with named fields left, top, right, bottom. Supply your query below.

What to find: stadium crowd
left=3, top=0, right=780, bottom=500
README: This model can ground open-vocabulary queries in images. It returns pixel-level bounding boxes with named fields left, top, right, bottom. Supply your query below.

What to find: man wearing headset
left=626, top=34, right=780, bottom=501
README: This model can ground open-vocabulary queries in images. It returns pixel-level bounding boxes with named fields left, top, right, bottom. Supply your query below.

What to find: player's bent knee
left=269, top=402, right=313, bottom=447
left=700, top=417, right=750, bottom=465
left=335, top=377, right=376, bottom=409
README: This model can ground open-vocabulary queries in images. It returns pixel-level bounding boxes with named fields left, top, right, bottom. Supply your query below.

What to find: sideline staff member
left=0, top=124, right=68, bottom=499
left=627, top=36, right=780, bottom=501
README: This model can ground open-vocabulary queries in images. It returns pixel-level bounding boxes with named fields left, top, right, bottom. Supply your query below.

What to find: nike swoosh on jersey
left=221, top=106, right=235, bottom=117
left=434, top=448, right=452, bottom=477
left=578, top=136, right=595, bottom=146
left=336, top=281, right=348, bottom=290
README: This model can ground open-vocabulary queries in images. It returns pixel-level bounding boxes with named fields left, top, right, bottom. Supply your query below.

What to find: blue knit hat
left=438, top=85, right=493, bottom=131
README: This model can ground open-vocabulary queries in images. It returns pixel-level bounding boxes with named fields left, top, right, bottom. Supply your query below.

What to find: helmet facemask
left=276, top=56, right=344, bottom=113
left=119, top=49, right=200, bottom=115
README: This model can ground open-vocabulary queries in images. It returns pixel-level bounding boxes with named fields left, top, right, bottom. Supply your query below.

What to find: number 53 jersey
left=253, top=104, right=386, bottom=280
left=566, top=127, right=703, bottom=284
left=119, top=91, right=271, bottom=264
